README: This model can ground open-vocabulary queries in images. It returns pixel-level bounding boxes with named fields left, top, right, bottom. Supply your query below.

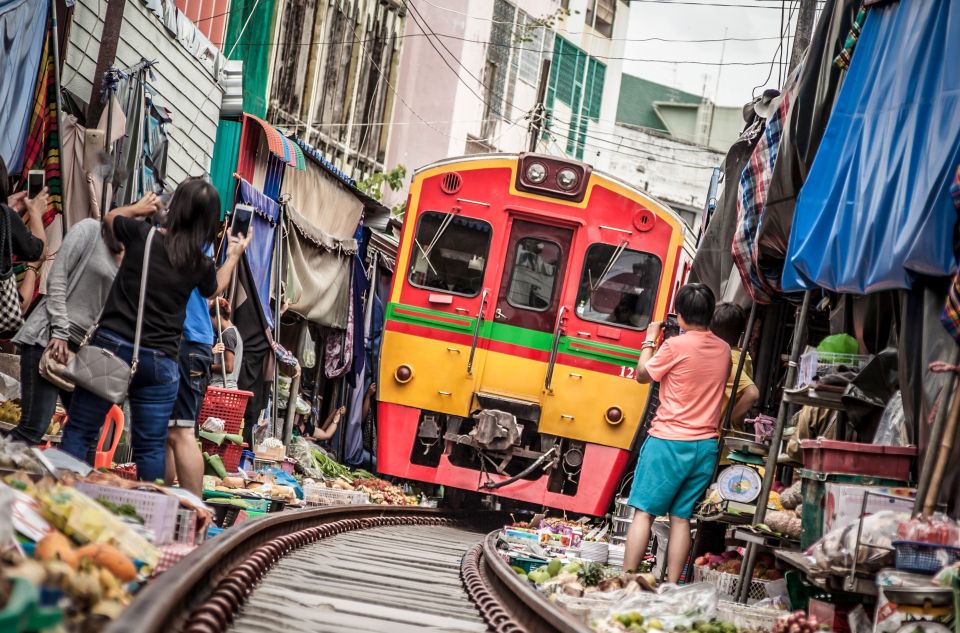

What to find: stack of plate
left=608, top=543, right=625, bottom=568
left=579, top=540, right=609, bottom=564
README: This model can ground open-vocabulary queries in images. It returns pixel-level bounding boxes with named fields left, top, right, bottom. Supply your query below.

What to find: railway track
left=106, top=505, right=591, bottom=633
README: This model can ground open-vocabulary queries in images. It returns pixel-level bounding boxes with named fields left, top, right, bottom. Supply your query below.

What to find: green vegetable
left=204, top=452, right=228, bottom=479
left=511, top=566, right=526, bottom=575
left=816, top=333, right=858, bottom=358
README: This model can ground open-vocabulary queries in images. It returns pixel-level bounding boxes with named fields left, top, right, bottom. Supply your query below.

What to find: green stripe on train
left=385, top=302, right=640, bottom=367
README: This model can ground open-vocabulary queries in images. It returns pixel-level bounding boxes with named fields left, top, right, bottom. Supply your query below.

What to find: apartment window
left=586, top=0, right=616, bottom=38
left=484, top=0, right=553, bottom=123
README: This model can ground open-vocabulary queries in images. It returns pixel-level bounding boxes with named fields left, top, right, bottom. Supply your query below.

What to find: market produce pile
left=693, top=551, right=782, bottom=581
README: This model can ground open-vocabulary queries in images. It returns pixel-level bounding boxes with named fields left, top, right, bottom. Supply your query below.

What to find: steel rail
left=106, top=504, right=583, bottom=633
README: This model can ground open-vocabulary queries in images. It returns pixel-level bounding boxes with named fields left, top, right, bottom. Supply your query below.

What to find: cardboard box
left=823, top=483, right=915, bottom=533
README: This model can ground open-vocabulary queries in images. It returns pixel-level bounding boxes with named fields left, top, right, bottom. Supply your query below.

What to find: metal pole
left=915, top=347, right=960, bottom=515
left=214, top=298, right=228, bottom=386
left=99, top=87, right=115, bottom=216
left=271, top=205, right=285, bottom=441
left=788, top=0, right=817, bottom=73
left=49, top=0, right=67, bottom=237
left=737, top=290, right=812, bottom=602
left=686, top=302, right=758, bottom=573
left=528, top=58, right=551, bottom=153
left=282, top=322, right=307, bottom=447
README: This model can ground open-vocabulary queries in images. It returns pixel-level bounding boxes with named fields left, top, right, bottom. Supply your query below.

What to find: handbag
left=39, top=346, right=76, bottom=392
left=63, top=227, right=156, bottom=404
left=0, top=209, right=24, bottom=333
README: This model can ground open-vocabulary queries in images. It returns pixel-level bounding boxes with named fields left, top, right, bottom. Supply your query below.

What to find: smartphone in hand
left=231, top=204, right=254, bottom=237
left=27, top=170, right=45, bottom=199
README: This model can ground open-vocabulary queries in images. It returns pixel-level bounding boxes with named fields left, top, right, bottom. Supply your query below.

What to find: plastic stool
left=93, top=405, right=125, bottom=469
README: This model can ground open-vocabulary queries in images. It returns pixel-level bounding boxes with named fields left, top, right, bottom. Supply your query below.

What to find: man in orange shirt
left=623, top=283, right=731, bottom=581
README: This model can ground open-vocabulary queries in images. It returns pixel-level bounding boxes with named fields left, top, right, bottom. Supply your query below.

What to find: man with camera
left=622, top=283, right=731, bottom=582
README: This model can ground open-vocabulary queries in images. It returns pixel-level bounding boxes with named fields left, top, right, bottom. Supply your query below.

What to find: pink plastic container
left=799, top=439, right=916, bottom=482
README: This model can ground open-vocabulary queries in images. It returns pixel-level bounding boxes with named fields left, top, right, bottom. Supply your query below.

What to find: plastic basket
left=74, top=483, right=180, bottom=545
left=201, top=440, right=244, bottom=473
left=796, top=351, right=872, bottom=388
left=303, top=483, right=368, bottom=506
left=893, top=541, right=960, bottom=575
left=693, top=566, right=787, bottom=604
left=173, top=508, right=197, bottom=545
left=198, top=387, right=252, bottom=435
left=715, top=600, right=786, bottom=632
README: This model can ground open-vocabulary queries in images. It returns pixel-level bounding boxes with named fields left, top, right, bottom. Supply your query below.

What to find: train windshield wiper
left=417, top=213, right=456, bottom=274
left=591, top=240, right=629, bottom=293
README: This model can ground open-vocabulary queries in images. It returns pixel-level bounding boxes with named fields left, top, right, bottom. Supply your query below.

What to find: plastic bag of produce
left=288, top=436, right=325, bottom=479
left=808, top=511, right=907, bottom=572
left=598, top=582, right=719, bottom=632
left=816, top=334, right=859, bottom=359
left=873, top=391, right=909, bottom=446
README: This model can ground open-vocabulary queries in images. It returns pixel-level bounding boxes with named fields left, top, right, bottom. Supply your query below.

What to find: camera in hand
left=663, top=313, right=680, bottom=340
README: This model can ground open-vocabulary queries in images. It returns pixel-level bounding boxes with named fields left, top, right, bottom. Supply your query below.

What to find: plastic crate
left=201, top=440, right=244, bottom=472
left=799, top=439, right=915, bottom=481
left=197, top=387, right=253, bottom=435
left=507, top=554, right=548, bottom=574
left=893, top=541, right=960, bottom=575
left=796, top=351, right=872, bottom=388
left=302, top=483, right=368, bottom=506
left=693, top=566, right=787, bottom=604
left=715, top=601, right=786, bottom=632
left=74, top=483, right=180, bottom=545
left=798, top=469, right=906, bottom=549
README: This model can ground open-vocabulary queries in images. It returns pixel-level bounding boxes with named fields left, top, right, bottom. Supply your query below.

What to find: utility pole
left=788, top=0, right=817, bottom=73
left=528, top=58, right=551, bottom=153
left=87, top=0, right=127, bottom=124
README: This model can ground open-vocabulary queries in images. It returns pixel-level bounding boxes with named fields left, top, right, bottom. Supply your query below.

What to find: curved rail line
left=105, top=505, right=591, bottom=633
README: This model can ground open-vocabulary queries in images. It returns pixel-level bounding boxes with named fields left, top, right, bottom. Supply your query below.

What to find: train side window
left=505, top=238, right=561, bottom=311
left=407, top=211, right=493, bottom=297
left=575, top=244, right=663, bottom=330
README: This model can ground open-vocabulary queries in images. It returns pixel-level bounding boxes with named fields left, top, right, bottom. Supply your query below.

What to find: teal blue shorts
left=627, top=436, right=718, bottom=520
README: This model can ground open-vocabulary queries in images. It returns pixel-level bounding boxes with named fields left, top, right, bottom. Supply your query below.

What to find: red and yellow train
left=377, top=153, right=695, bottom=515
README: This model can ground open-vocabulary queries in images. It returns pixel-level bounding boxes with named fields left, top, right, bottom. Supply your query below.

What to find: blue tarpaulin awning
left=782, top=0, right=960, bottom=294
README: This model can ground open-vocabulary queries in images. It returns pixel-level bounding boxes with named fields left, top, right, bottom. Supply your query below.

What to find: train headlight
left=605, top=407, right=624, bottom=425
left=556, top=168, right=578, bottom=190
left=395, top=364, right=414, bottom=384
left=526, top=162, right=547, bottom=184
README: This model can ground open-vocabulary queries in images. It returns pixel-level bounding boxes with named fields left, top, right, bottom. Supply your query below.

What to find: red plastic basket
left=202, top=440, right=244, bottom=473
left=197, top=387, right=252, bottom=435
left=799, top=439, right=916, bottom=482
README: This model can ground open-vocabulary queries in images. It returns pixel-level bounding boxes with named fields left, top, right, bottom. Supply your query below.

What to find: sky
left=623, top=1, right=806, bottom=107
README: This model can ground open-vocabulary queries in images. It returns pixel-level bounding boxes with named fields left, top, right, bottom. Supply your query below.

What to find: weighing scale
left=716, top=465, right=763, bottom=503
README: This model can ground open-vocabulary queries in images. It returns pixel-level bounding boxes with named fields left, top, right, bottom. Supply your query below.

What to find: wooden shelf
left=782, top=388, right=848, bottom=411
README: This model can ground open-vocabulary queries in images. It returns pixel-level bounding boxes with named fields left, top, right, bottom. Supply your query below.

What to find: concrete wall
left=605, top=124, right=723, bottom=229
left=383, top=0, right=631, bottom=208
left=63, top=0, right=224, bottom=186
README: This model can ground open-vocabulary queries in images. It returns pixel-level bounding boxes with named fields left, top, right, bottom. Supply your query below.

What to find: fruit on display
left=0, top=399, right=21, bottom=424
left=693, top=551, right=782, bottom=581
left=609, top=615, right=742, bottom=633
left=772, top=611, right=823, bottom=633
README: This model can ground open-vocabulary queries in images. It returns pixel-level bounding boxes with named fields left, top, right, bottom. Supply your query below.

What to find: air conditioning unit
left=219, top=60, right=243, bottom=117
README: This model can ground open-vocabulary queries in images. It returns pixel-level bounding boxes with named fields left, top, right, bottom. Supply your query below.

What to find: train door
left=476, top=218, right=574, bottom=401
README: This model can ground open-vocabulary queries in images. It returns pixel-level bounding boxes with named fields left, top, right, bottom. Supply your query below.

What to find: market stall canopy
left=280, top=146, right=363, bottom=328
left=236, top=177, right=280, bottom=329
left=245, top=114, right=304, bottom=170
left=782, top=0, right=960, bottom=294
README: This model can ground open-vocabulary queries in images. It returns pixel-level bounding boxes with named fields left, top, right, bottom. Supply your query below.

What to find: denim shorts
left=170, top=339, right=212, bottom=428
left=628, top=436, right=718, bottom=519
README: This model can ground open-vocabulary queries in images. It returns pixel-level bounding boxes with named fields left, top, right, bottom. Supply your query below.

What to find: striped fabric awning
left=244, top=114, right=304, bottom=170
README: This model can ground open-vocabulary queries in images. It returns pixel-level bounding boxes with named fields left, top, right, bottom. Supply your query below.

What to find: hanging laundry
left=0, top=0, right=49, bottom=172
left=940, top=166, right=960, bottom=344
left=731, top=87, right=791, bottom=304
left=757, top=0, right=860, bottom=288
left=834, top=3, right=868, bottom=70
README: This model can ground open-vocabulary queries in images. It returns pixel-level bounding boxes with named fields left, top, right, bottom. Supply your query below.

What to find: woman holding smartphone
left=60, top=178, right=252, bottom=481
